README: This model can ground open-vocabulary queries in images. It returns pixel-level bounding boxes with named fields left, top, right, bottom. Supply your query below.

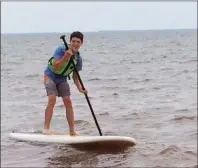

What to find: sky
left=1, top=2, right=197, bottom=34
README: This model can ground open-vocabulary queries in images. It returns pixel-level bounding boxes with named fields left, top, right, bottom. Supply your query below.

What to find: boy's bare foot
left=70, top=130, right=78, bottom=136
left=43, top=129, right=53, bottom=135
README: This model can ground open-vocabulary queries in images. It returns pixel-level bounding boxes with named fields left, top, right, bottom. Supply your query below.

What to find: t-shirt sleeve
left=53, top=46, right=65, bottom=59
left=76, top=55, right=82, bottom=71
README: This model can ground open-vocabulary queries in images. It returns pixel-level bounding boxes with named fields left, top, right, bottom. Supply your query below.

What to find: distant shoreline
left=1, top=28, right=197, bottom=35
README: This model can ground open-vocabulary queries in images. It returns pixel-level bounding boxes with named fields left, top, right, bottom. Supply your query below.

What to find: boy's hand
left=66, top=48, right=73, bottom=56
left=79, top=88, right=88, bottom=94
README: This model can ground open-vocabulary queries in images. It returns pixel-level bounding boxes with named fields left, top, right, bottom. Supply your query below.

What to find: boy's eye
left=72, top=39, right=81, bottom=44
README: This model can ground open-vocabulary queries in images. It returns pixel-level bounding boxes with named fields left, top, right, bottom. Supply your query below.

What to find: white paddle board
left=9, top=132, right=136, bottom=146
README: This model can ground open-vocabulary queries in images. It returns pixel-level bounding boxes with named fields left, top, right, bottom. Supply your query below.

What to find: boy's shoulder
left=54, top=44, right=65, bottom=53
left=53, top=44, right=66, bottom=59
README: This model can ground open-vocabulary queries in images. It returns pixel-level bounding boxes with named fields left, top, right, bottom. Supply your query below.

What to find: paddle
left=60, top=35, right=103, bottom=136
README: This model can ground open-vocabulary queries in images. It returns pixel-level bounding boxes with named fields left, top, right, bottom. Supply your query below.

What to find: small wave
left=1, top=67, right=12, bottom=72
left=98, top=51, right=107, bottom=55
left=160, top=67, right=172, bottom=71
left=184, top=151, right=197, bottom=156
left=120, top=112, right=139, bottom=120
left=176, top=108, right=189, bottom=112
left=103, top=131, right=118, bottom=136
left=172, top=116, right=196, bottom=121
left=74, top=120, right=90, bottom=126
left=127, top=77, right=137, bottom=80
left=131, top=60, right=151, bottom=64
left=159, top=145, right=181, bottom=155
left=129, top=88, right=145, bottom=93
left=171, top=69, right=191, bottom=77
left=89, top=78, right=117, bottom=81
left=13, top=86, right=34, bottom=92
left=183, top=70, right=190, bottom=73
left=35, top=48, right=42, bottom=52
left=132, top=112, right=138, bottom=116
left=74, top=120, right=87, bottom=124
left=190, top=131, right=198, bottom=136
left=6, top=61, right=22, bottom=65
left=179, top=59, right=197, bottom=64
left=25, top=74, right=39, bottom=78
left=109, top=78, right=118, bottom=81
left=99, top=112, right=109, bottom=116
left=133, top=79, right=152, bottom=83
left=151, top=87, right=161, bottom=90
left=88, top=78, right=101, bottom=81
left=103, top=86, right=120, bottom=90
left=12, top=128, right=42, bottom=134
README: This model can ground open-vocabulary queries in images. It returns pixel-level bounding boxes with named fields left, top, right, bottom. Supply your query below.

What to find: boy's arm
left=73, top=56, right=83, bottom=91
left=52, top=47, right=73, bottom=71
left=73, top=72, right=82, bottom=91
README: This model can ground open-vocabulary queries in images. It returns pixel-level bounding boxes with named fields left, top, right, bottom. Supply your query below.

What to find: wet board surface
left=9, top=132, right=136, bottom=146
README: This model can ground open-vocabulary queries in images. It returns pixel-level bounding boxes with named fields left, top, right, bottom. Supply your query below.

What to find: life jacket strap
left=47, top=48, right=79, bottom=79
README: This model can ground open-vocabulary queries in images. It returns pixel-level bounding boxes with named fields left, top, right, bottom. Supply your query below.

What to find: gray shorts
left=44, top=76, right=70, bottom=97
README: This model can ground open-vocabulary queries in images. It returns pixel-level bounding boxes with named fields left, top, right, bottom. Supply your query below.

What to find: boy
left=43, top=31, right=87, bottom=136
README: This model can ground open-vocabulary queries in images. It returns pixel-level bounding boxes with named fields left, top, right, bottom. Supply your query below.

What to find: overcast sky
left=1, top=2, right=197, bottom=34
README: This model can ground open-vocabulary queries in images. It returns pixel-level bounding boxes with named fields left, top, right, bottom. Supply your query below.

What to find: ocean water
left=1, top=29, right=197, bottom=167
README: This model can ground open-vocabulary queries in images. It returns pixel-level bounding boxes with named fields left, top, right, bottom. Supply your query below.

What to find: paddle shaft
left=60, top=35, right=103, bottom=136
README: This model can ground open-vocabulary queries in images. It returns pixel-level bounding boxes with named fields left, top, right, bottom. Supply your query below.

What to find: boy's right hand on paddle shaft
left=66, top=48, right=73, bottom=57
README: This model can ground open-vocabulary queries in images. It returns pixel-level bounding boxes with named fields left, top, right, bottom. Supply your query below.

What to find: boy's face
left=70, top=37, right=82, bottom=53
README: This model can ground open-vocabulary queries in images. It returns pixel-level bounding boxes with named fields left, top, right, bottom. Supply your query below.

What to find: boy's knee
left=48, top=95, right=56, bottom=107
left=63, top=96, right=72, bottom=108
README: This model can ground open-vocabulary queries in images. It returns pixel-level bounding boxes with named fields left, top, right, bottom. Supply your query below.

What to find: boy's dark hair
left=70, top=31, right=84, bottom=43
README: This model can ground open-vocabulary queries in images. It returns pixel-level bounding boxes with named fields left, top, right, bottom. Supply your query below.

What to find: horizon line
left=1, top=28, right=197, bottom=35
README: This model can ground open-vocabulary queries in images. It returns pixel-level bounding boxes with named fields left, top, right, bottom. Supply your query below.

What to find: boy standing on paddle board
left=43, top=31, right=87, bottom=136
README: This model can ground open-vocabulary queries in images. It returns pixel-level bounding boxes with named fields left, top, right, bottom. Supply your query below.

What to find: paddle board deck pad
left=9, top=131, right=136, bottom=146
